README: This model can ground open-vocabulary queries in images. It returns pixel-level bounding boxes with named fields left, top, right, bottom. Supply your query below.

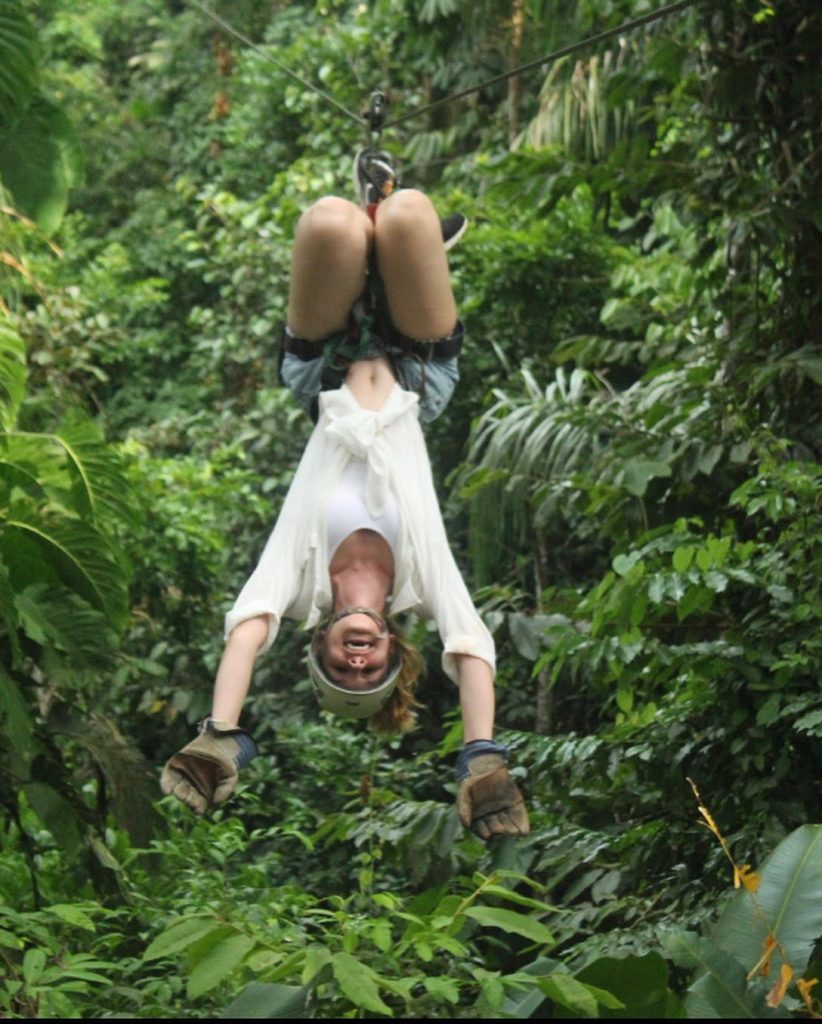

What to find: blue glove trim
left=454, top=739, right=509, bottom=781
left=199, top=718, right=258, bottom=769
left=233, top=731, right=258, bottom=769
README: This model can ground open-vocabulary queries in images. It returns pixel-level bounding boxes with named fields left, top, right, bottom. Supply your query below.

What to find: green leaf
left=22, top=781, right=83, bottom=855
left=143, top=916, right=223, bottom=961
left=660, top=930, right=760, bottom=1018
left=22, top=947, right=46, bottom=985
left=508, top=612, right=556, bottom=661
left=538, top=971, right=599, bottom=1017
left=370, top=918, right=392, bottom=952
left=48, top=904, right=96, bottom=931
left=0, top=319, right=26, bottom=430
left=499, top=956, right=561, bottom=1017
left=574, top=952, right=682, bottom=1018
left=479, top=884, right=558, bottom=913
left=0, top=667, right=31, bottom=752
left=15, top=584, right=115, bottom=667
left=301, top=945, right=331, bottom=985
left=612, top=552, right=640, bottom=577
left=1, top=506, right=128, bottom=625
left=463, top=905, right=555, bottom=945
left=331, top=952, right=392, bottom=1016
left=0, top=93, right=83, bottom=234
left=52, top=419, right=138, bottom=530
left=187, top=931, right=256, bottom=1000
left=423, top=975, right=460, bottom=1005
left=714, top=825, right=822, bottom=976
left=622, top=458, right=671, bottom=497
left=0, top=0, right=39, bottom=130
left=220, top=981, right=312, bottom=1019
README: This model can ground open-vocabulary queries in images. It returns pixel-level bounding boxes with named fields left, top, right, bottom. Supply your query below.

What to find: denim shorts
left=281, top=345, right=460, bottom=424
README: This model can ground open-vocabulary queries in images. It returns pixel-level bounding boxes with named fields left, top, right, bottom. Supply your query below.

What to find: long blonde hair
left=369, top=616, right=425, bottom=734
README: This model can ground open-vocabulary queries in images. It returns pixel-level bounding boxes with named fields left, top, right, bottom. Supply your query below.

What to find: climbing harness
left=196, top=0, right=697, bottom=417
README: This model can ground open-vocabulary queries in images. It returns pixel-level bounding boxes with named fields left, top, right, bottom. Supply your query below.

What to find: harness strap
left=282, top=323, right=464, bottom=363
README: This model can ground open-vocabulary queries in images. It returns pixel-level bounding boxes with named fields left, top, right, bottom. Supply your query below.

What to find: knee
left=375, top=189, right=437, bottom=239
left=296, top=197, right=371, bottom=249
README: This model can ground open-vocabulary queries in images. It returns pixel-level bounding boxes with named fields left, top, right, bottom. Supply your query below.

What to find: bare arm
left=211, top=615, right=270, bottom=725
left=456, top=654, right=496, bottom=742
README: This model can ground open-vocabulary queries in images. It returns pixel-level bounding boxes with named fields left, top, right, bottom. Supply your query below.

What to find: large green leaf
left=714, top=825, right=822, bottom=977
left=0, top=555, right=21, bottom=663
left=22, top=780, right=83, bottom=855
left=1, top=503, right=128, bottom=624
left=143, top=917, right=226, bottom=962
left=0, top=93, right=83, bottom=234
left=499, top=956, right=561, bottom=1018
left=220, top=981, right=313, bottom=1019
left=464, top=905, right=555, bottom=945
left=0, top=433, right=72, bottom=502
left=0, top=0, right=38, bottom=130
left=53, top=418, right=138, bottom=530
left=660, top=930, right=781, bottom=1019
left=15, top=583, right=115, bottom=666
left=572, top=953, right=684, bottom=1018
left=0, top=319, right=26, bottom=430
left=187, top=930, right=257, bottom=999
left=330, top=952, right=392, bottom=1016
left=0, top=420, right=135, bottom=534
left=0, top=665, right=31, bottom=754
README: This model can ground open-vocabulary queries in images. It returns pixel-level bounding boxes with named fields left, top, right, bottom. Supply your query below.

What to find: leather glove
left=160, top=718, right=258, bottom=814
left=455, top=741, right=530, bottom=841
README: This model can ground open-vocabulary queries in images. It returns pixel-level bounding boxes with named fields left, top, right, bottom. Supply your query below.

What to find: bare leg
left=374, top=189, right=457, bottom=340
left=211, top=616, right=269, bottom=725
left=287, top=197, right=374, bottom=340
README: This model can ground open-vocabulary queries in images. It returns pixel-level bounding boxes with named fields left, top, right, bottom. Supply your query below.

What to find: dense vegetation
left=1, top=0, right=821, bottom=1017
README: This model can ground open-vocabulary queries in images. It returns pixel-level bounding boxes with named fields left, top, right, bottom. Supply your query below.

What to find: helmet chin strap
left=325, top=606, right=389, bottom=639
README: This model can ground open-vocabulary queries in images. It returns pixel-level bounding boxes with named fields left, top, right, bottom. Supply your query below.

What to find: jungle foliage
left=1, top=0, right=821, bottom=1017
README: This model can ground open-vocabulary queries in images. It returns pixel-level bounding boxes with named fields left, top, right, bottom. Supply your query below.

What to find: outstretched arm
left=454, top=654, right=530, bottom=841
left=160, top=615, right=269, bottom=813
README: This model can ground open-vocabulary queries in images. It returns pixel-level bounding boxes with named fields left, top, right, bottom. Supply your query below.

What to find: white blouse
left=224, top=383, right=495, bottom=684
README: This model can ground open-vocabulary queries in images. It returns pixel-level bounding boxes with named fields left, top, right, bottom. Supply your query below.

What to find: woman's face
left=319, top=611, right=395, bottom=691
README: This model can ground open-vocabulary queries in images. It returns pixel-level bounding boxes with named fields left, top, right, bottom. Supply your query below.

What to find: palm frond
left=0, top=316, right=26, bottom=429
left=1, top=500, right=129, bottom=626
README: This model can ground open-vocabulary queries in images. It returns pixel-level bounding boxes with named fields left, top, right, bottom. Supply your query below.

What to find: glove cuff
left=454, top=739, right=509, bottom=781
left=198, top=718, right=258, bottom=769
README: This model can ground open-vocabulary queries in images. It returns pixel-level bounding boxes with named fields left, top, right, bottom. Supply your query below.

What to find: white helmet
left=307, top=608, right=400, bottom=719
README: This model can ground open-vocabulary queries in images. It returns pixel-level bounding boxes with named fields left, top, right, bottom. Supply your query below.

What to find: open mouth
left=343, top=636, right=375, bottom=652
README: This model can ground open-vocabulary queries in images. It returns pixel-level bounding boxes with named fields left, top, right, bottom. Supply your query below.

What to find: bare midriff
left=345, top=356, right=397, bottom=410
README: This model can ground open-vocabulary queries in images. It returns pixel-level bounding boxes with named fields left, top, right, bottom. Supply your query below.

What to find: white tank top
left=327, top=459, right=400, bottom=561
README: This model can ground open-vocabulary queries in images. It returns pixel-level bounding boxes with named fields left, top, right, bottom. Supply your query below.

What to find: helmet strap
left=323, top=606, right=390, bottom=639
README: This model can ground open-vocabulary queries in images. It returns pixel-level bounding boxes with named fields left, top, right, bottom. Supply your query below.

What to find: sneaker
left=441, top=213, right=468, bottom=251
left=353, top=147, right=400, bottom=206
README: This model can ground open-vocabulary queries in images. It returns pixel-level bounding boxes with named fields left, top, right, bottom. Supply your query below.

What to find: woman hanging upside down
left=160, top=152, right=530, bottom=841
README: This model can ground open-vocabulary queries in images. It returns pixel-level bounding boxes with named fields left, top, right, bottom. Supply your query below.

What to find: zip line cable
left=189, top=1, right=365, bottom=128
left=384, top=0, right=698, bottom=130
left=191, top=0, right=698, bottom=136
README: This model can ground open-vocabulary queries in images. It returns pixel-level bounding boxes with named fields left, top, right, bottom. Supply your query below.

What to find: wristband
left=198, top=718, right=258, bottom=769
left=454, top=739, right=509, bottom=781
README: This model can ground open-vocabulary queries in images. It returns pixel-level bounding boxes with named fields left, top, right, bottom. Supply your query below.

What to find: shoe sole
left=442, top=215, right=468, bottom=252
